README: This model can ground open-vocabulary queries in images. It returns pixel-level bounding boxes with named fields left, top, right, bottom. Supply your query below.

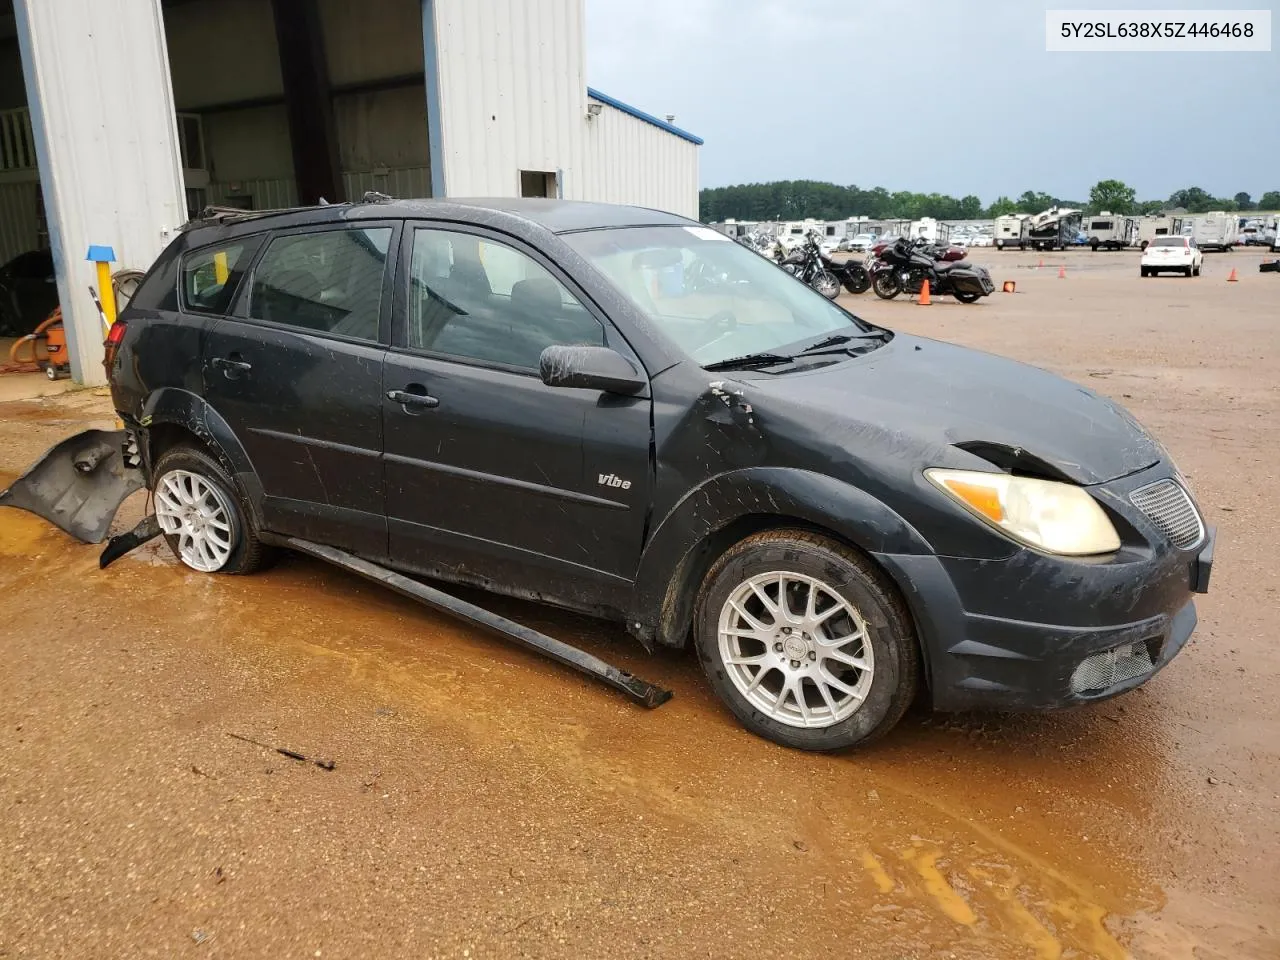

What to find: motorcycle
left=775, top=234, right=842, bottom=299
left=819, top=247, right=870, bottom=295
left=870, top=239, right=966, bottom=262
left=869, top=237, right=994, bottom=303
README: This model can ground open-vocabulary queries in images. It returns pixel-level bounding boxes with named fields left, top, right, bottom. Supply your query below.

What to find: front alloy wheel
left=695, top=530, right=919, bottom=751
left=717, top=572, right=874, bottom=726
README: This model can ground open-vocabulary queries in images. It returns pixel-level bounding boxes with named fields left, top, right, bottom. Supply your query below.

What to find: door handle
left=211, top=356, right=252, bottom=379
left=386, top=387, right=439, bottom=410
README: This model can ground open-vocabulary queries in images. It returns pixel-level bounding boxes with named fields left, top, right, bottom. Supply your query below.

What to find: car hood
left=742, top=334, right=1162, bottom=485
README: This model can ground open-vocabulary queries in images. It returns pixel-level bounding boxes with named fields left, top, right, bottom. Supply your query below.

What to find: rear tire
left=842, top=269, right=871, bottom=295
left=694, top=530, right=919, bottom=752
left=953, top=290, right=981, bottom=303
left=151, top=444, right=271, bottom=575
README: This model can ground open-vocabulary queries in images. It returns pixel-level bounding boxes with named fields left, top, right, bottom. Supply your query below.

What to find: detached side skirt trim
left=275, top=536, right=673, bottom=709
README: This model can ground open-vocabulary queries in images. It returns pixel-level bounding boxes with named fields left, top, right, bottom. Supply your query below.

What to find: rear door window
left=248, top=226, right=393, bottom=341
left=180, top=240, right=259, bottom=315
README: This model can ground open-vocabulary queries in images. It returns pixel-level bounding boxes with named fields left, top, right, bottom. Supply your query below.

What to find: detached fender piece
left=0, top=429, right=142, bottom=543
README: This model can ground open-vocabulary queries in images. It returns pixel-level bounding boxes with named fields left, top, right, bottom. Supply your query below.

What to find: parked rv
left=1084, top=214, right=1139, bottom=251
left=993, top=214, right=1028, bottom=250
left=1186, top=212, right=1239, bottom=253
left=1136, top=215, right=1185, bottom=250
left=909, top=218, right=951, bottom=245
left=1026, top=207, right=1083, bottom=252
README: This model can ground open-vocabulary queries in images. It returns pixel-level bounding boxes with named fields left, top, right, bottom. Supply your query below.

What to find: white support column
left=14, top=0, right=186, bottom=385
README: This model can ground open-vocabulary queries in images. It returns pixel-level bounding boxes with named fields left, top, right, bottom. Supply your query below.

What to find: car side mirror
left=539, top=345, right=646, bottom=395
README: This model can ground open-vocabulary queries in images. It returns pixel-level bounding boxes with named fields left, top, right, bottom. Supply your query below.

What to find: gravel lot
left=1, top=247, right=1277, bottom=959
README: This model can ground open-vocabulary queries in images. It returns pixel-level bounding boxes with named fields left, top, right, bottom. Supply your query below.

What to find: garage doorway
left=519, top=170, right=558, bottom=198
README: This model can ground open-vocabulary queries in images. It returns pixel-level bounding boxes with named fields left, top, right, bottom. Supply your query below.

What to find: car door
left=203, top=220, right=400, bottom=556
left=382, top=223, right=652, bottom=612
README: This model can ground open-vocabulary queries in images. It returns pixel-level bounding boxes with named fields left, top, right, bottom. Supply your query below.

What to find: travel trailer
left=1026, top=207, right=1083, bottom=251
left=993, top=214, right=1029, bottom=250
left=909, top=218, right=951, bottom=244
left=1084, top=214, right=1139, bottom=251
left=1186, top=212, right=1240, bottom=252
left=1136, top=214, right=1186, bottom=249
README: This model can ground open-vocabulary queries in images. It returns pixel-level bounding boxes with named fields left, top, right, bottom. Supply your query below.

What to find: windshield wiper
left=796, top=331, right=889, bottom=355
left=702, top=351, right=795, bottom=371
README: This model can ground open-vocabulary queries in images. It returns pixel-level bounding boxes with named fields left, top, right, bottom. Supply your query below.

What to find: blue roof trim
left=586, top=88, right=704, bottom=145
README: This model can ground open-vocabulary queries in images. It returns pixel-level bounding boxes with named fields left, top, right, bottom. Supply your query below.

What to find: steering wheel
left=691, top=309, right=739, bottom=361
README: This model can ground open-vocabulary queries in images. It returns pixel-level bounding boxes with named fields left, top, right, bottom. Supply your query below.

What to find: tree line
left=699, top=179, right=1280, bottom=223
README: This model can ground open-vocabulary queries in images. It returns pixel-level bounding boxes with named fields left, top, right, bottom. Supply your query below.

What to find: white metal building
left=2, top=0, right=702, bottom=383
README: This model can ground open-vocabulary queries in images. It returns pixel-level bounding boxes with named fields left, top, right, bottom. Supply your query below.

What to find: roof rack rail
left=181, top=192, right=395, bottom=231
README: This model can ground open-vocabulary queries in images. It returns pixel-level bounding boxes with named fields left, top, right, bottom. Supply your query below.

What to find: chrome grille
left=1070, top=640, right=1156, bottom=695
left=1130, top=478, right=1203, bottom=549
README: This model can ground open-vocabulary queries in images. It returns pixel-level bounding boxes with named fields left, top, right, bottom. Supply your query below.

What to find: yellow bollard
left=86, top=245, right=118, bottom=328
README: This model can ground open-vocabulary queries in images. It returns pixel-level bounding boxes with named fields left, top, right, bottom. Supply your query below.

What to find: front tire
left=872, top=273, right=901, bottom=300
left=151, top=444, right=269, bottom=575
left=812, top=271, right=841, bottom=300
left=694, top=530, right=919, bottom=751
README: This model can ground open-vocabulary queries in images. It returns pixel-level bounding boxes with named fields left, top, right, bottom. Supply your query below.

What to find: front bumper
left=875, top=471, right=1215, bottom=712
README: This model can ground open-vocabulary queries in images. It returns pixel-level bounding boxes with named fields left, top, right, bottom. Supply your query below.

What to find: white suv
left=1141, top=235, right=1203, bottom=278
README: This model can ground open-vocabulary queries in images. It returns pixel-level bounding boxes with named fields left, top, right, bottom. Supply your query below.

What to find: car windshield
left=562, top=225, right=874, bottom=366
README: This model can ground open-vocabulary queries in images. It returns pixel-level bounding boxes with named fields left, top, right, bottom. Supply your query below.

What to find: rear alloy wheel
left=695, top=531, right=919, bottom=751
left=152, top=444, right=269, bottom=575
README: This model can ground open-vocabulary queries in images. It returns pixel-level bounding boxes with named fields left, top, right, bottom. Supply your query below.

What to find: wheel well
left=655, top=514, right=925, bottom=676
left=145, top=422, right=206, bottom=469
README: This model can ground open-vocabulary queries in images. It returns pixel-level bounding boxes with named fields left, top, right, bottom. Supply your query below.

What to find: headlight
left=926, top=468, right=1120, bottom=556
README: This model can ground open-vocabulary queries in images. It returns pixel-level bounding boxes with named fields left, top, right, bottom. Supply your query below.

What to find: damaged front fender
left=0, top=429, right=143, bottom=543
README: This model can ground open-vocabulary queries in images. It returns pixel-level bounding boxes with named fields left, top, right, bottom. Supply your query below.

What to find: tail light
left=103, top=320, right=128, bottom=374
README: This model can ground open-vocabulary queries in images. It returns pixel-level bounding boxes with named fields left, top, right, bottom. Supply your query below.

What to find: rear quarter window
left=180, top=238, right=260, bottom=315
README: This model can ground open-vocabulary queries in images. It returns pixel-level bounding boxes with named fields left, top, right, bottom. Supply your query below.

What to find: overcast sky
left=585, top=0, right=1280, bottom=203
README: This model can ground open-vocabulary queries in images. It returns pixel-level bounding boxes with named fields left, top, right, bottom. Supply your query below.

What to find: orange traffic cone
left=1058, top=264, right=1066, bottom=279
left=1038, top=258, right=1044, bottom=269
left=918, top=279, right=931, bottom=305
left=1002, top=280, right=1016, bottom=293
left=1227, top=267, right=1238, bottom=282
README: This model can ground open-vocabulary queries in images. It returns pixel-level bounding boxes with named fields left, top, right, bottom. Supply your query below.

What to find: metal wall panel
left=428, top=0, right=698, bottom=216
left=430, top=0, right=587, bottom=198
left=582, top=97, right=699, bottom=219
left=15, top=0, right=187, bottom=383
